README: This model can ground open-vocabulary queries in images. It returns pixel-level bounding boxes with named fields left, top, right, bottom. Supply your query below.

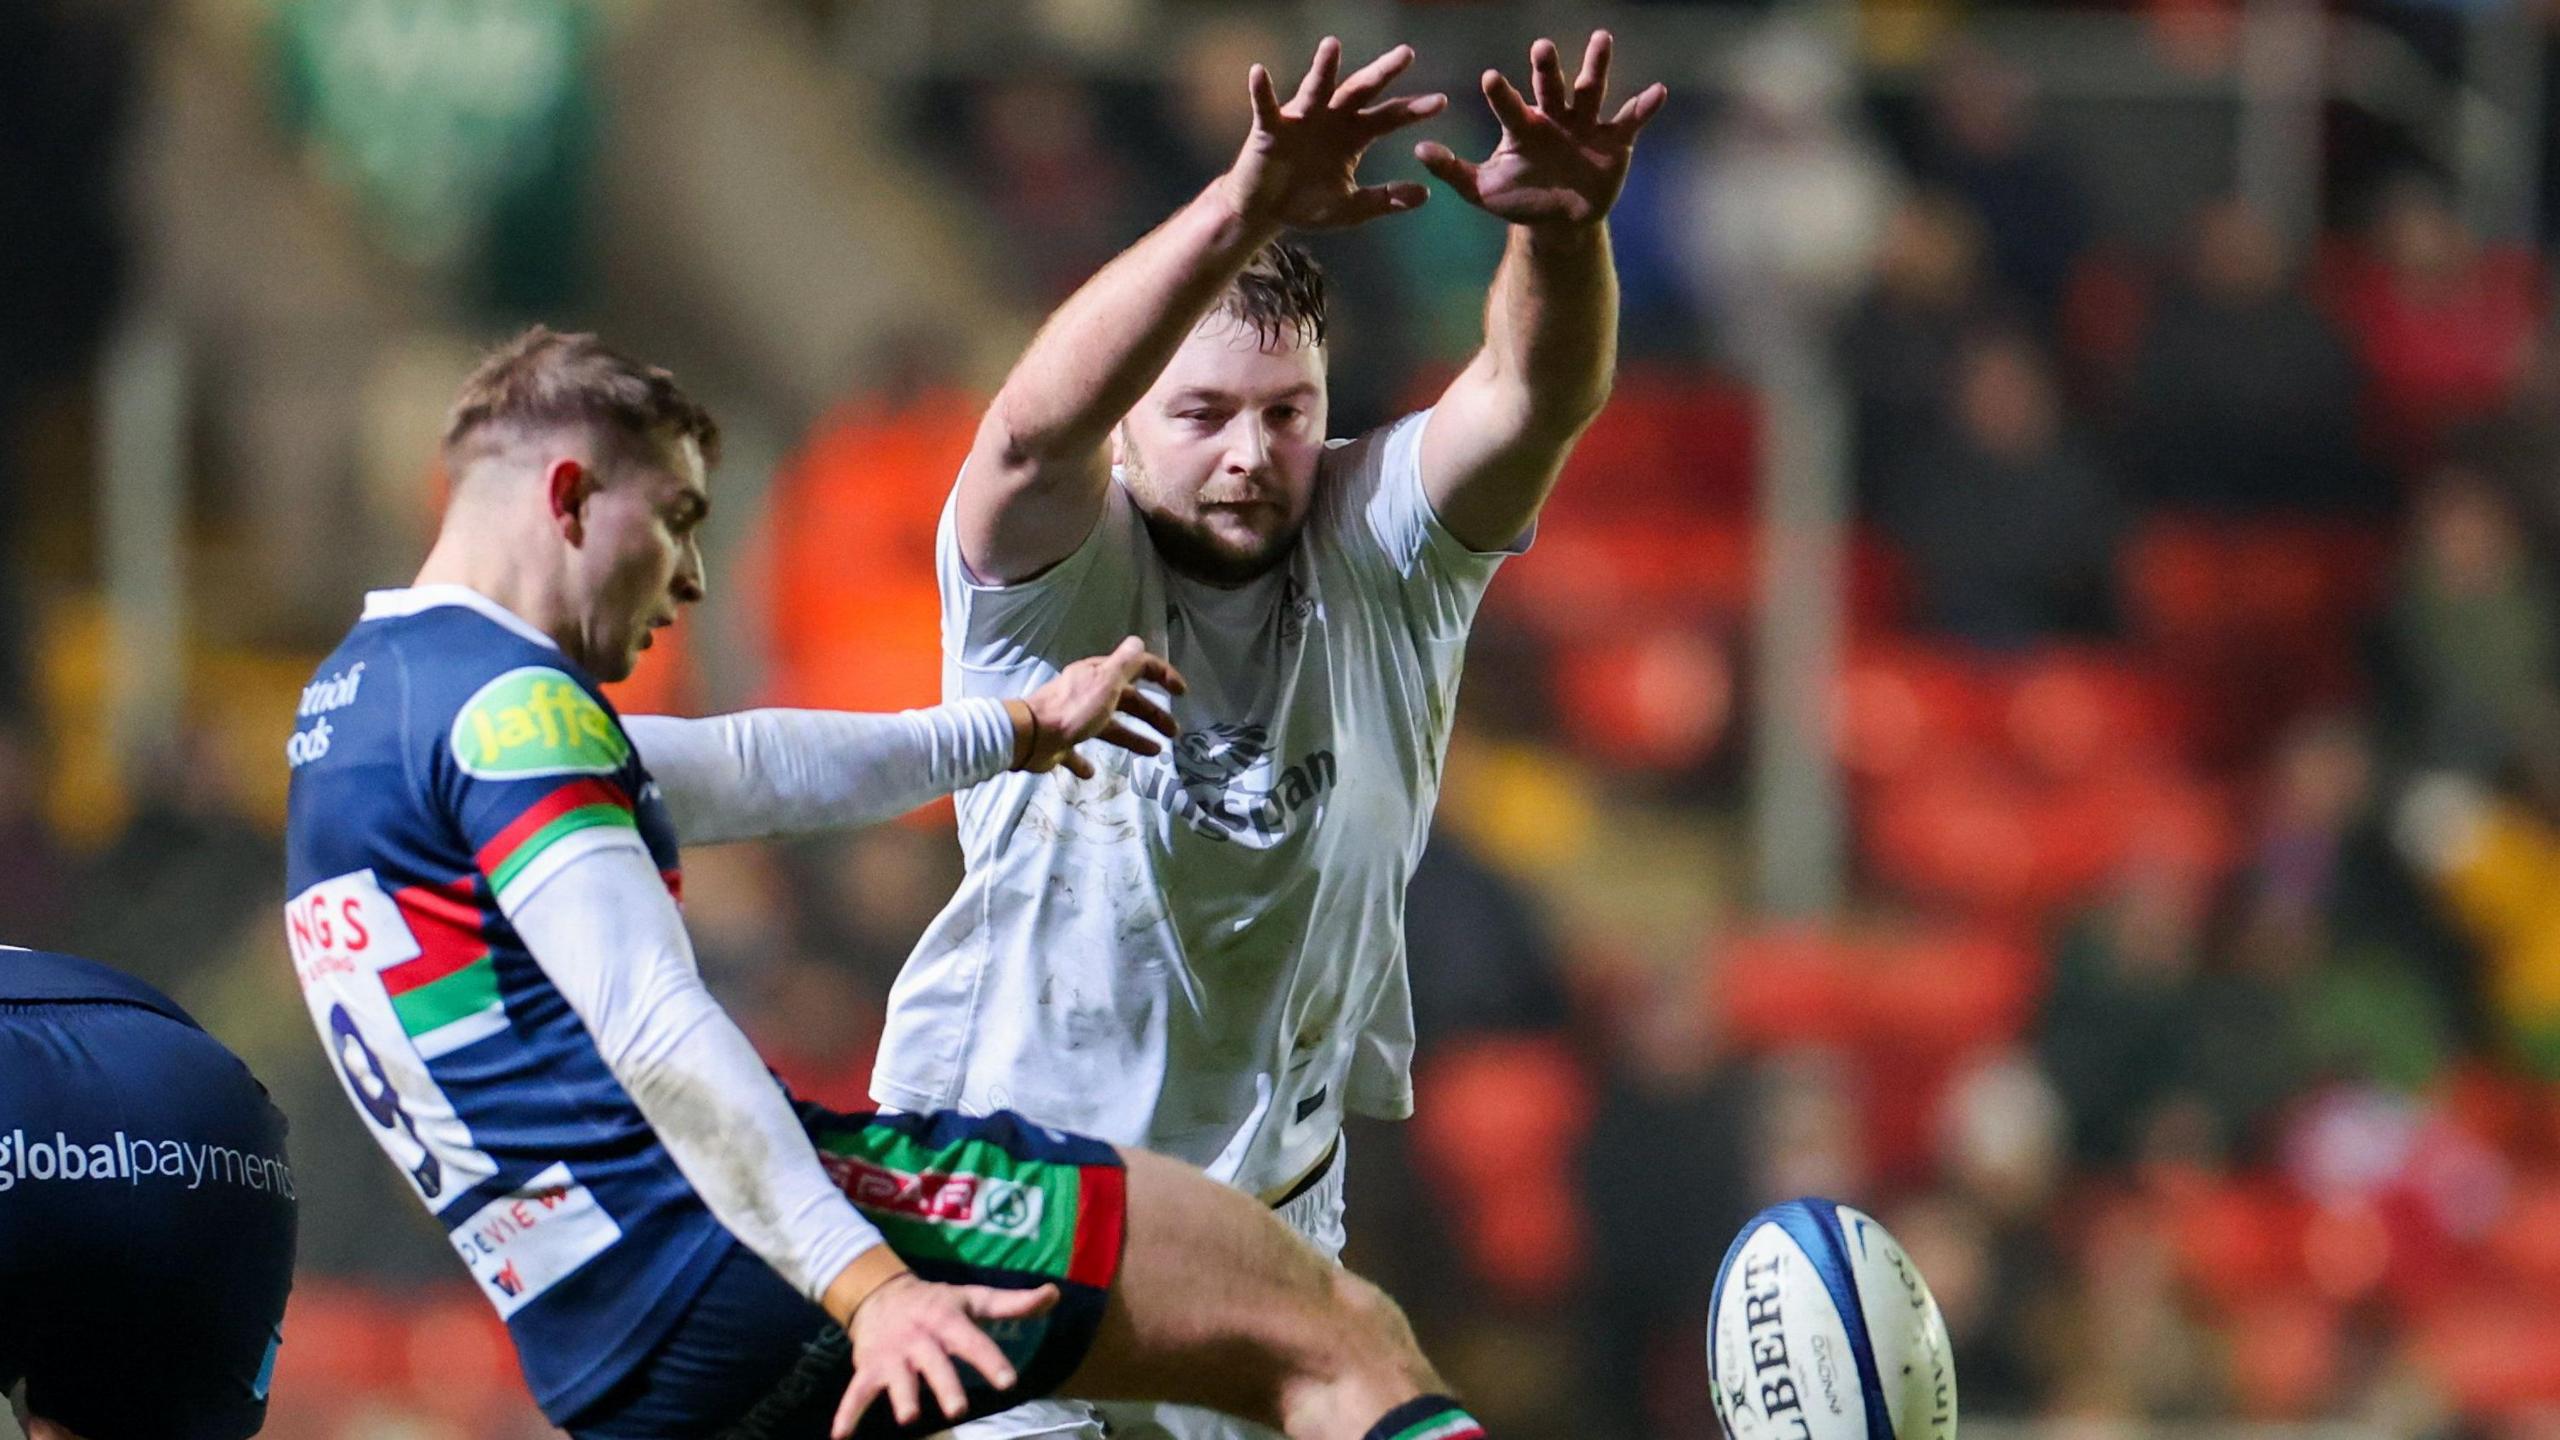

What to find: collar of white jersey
left=362, top=584, right=560, bottom=651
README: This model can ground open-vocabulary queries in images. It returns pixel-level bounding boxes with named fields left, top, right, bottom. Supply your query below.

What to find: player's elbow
left=977, top=398, right=1105, bottom=482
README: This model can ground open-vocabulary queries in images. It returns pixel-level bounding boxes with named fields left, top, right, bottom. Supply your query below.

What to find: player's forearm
left=1485, top=222, right=1619, bottom=433
left=1423, top=222, right=1619, bottom=548
left=624, top=701, right=1021, bottom=846
left=979, top=185, right=1278, bottom=470
left=502, top=843, right=891, bottom=1307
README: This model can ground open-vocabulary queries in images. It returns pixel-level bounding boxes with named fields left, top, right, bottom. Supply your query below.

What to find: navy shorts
left=0, top=998, right=298, bottom=1439
left=566, top=1106, right=1126, bottom=1440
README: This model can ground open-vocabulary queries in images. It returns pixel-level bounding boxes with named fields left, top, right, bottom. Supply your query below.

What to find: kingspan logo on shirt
left=451, top=667, right=631, bottom=779
left=1138, top=721, right=1338, bottom=845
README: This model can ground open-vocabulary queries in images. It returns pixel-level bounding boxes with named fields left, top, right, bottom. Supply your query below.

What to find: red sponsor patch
left=822, top=1154, right=980, bottom=1224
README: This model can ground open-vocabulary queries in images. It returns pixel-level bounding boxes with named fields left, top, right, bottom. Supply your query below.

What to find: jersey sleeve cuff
left=947, top=696, right=1020, bottom=787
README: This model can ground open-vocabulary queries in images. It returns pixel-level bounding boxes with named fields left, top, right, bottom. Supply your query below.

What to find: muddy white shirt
left=873, top=409, right=1522, bottom=1195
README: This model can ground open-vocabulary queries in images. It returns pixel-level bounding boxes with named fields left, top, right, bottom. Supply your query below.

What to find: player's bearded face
left=1117, top=317, right=1327, bottom=586
left=569, top=439, right=709, bottom=683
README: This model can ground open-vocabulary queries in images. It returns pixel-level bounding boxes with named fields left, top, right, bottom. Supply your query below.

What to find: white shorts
left=943, top=1141, right=1349, bottom=1440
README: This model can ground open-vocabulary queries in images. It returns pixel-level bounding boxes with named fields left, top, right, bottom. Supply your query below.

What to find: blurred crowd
left=19, top=1, right=2560, bottom=1437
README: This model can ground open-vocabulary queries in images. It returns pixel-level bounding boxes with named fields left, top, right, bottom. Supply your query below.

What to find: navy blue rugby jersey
left=282, top=585, right=735, bottom=1421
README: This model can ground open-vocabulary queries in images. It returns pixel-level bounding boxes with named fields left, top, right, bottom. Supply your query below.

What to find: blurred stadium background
left=12, top=0, right=2560, bottom=1435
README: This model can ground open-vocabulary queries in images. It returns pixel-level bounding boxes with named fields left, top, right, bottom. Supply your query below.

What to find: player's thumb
left=1413, top=143, right=1480, bottom=204
left=970, top=1283, right=1061, bottom=1319
left=1112, top=634, right=1147, bottom=674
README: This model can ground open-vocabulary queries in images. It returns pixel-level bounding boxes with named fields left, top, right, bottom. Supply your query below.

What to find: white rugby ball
left=1708, top=1198, right=1957, bottom=1440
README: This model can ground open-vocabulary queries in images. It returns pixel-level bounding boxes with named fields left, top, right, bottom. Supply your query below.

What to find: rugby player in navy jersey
left=2, top=947, right=297, bottom=1440
left=281, top=326, right=1493, bottom=1440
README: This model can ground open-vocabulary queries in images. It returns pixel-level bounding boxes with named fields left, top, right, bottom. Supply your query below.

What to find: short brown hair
left=442, top=326, right=722, bottom=470
left=1217, top=240, right=1328, bottom=350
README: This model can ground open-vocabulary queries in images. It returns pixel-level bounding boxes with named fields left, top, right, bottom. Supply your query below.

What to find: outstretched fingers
left=1357, top=90, right=1448, bottom=135
left=1481, top=68, right=1540, bottom=138
left=942, top=1318, right=1019, bottom=1395
left=832, top=1367, right=880, bottom=1440
left=1335, top=181, right=1430, bottom=225
left=1247, top=63, right=1284, bottom=133
left=1096, top=720, right=1163, bottom=759
left=1116, top=687, right=1178, bottom=741
left=1609, top=81, right=1670, bottom=137
left=915, top=1347, right=971, bottom=1426
left=1290, top=36, right=1342, bottom=111
left=1330, top=42, right=1415, bottom=111
left=1414, top=141, right=1483, bottom=207
left=1108, top=636, right=1189, bottom=696
left=1528, top=37, right=1569, bottom=117
left=1572, top=31, right=1613, bottom=120
left=968, top=1283, right=1061, bottom=1320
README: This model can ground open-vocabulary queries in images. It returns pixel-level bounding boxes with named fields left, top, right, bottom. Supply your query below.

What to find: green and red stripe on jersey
left=474, top=777, right=638, bottom=897
left=383, top=875, right=508, bottom=1058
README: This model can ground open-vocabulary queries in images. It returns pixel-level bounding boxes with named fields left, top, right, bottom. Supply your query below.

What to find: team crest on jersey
left=1174, top=722, right=1273, bottom=800
left=450, top=667, right=631, bottom=779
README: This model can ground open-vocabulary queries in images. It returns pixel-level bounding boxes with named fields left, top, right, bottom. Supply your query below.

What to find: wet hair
left=1216, top=239, right=1328, bottom=350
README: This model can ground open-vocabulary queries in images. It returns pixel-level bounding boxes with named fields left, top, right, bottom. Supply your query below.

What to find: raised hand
left=1221, top=37, right=1449, bottom=231
left=1011, top=636, right=1189, bottom=780
left=1416, top=31, right=1667, bottom=230
left=831, top=1274, right=1061, bottom=1437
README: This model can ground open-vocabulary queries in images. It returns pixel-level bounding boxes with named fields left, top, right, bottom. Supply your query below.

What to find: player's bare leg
left=1067, top=1149, right=1459, bottom=1440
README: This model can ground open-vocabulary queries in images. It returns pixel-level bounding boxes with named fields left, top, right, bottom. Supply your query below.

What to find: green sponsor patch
left=451, top=667, right=631, bottom=779
left=812, top=1129, right=1079, bottom=1278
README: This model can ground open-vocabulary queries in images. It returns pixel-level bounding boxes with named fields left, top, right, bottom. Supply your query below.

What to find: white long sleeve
left=500, top=829, right=884, bottom=1303
left=624, top=701, right=1018, bottom=846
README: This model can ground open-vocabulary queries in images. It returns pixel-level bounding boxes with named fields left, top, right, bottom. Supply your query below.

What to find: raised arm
left=957, top=38, right=1446, bottom=583
left=1416, top=32, right=1666, bottom=551
left=626, top=639, right=1187, bottom=845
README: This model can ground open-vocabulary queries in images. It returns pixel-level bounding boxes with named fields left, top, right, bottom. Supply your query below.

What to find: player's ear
left=545, top=458, right=593, bottom=541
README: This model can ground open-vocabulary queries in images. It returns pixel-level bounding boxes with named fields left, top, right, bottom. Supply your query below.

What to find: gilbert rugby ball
left=1708, top=1199, right=1957, bottom=1440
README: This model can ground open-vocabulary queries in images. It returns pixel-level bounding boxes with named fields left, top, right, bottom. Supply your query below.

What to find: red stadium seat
left=2166, top=1178, right=2315, bottom=1313
left=1494, top=518, right=1755, bottom=636
left=2001, top=649, right=2199, bottom=781
left=1865, top=761, right=2045, bottom=916
left=2120, top=517, right=2390, bottom=759
left=399, top=1289, right=531, bottom=1420
left=1712, top=926, right=1865, bottom=1051
left=2408, top=1292, right=2560, bottom=1414
left=1410, top=1037, right=1594, bottom=1305
left=1550, top=625, right=1735, bottom=772
left=1856, top=929, right=2040, bottom=1056
left=270, top=1282, right=405, bottom=1398
left=1835, top=645, right=2005, bottom=782
left=1541, top=365, right=1760, bottom=526
left=2225, top=1296, right=2344, bottom=1421
left=2485, top=1176, right=2560, bottom=1299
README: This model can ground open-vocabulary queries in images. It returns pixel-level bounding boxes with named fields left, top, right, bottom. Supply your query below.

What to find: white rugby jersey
left=873, top=409, right=1523, bottom=1195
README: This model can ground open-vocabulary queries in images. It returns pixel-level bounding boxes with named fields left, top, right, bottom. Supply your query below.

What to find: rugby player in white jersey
left=881, top=32, right=1665, bottom=1440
